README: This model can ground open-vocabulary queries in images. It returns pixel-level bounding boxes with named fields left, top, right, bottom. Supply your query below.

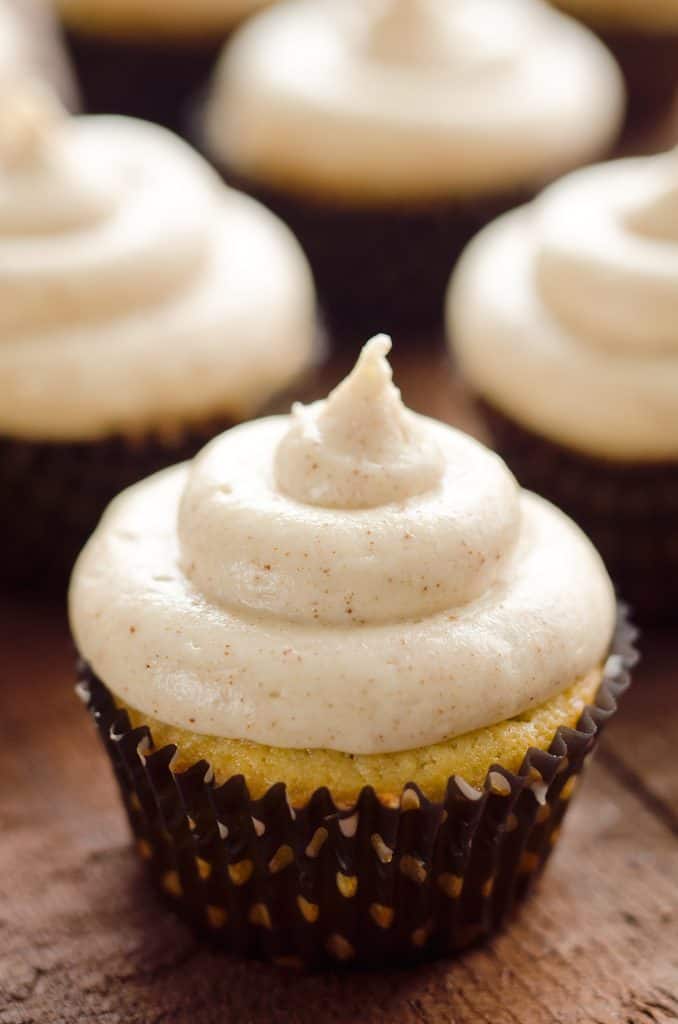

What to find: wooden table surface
left=1, top=342, right=677, bottom=1024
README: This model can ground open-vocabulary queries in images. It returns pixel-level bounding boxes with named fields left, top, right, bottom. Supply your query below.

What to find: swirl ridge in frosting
left=449, top=147, right=678, bottom=458
left=0, top=83, right=316, bottom=440
left=534, top=148, right=678, bottom=356
left=70, top=338, right=616, bottom=754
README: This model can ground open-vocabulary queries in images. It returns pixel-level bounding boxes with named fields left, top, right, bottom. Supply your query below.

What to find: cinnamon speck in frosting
left=70, top=337, right=616, bottom=755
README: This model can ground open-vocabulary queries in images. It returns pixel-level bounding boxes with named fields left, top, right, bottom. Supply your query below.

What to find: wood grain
left=1, top=348, right=677, bottom=1023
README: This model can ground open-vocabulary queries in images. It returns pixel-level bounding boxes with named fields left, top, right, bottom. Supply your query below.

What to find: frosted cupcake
left=448, top=148, right=678, bottom=622
left=54, top=0, right=276, bottom=133
left=71, top=336, right=634, bottom=968
left=203, top=0, right=624, bottom=335
left=0, top=84, right=316, bottom=590
left=549, top=0, right=678, bottom=128
left=1, top=0, right=77, bottom=108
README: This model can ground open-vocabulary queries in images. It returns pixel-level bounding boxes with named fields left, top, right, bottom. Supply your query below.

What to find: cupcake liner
left=63, top=29, right=223, bottom=133
left=77, top=608, right=636, bottom=968
left=0, top=420, right=231, bottom=592
left=207, top=171, right=535, bottom=339
left=479, top=400, right=678, bottom=623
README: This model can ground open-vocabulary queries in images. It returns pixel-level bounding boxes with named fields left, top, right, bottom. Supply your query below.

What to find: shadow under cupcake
left=448, top=147, right=678, bottom=623
left=0, top=84, right=317, bottom=591
left=70, top=336, right=636, bottom=968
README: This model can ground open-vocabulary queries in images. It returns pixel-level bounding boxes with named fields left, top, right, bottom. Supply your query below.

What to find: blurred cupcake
left=1, top=0, right=78, bottom=108
left=203, top=0, right=624, bottom=336
left=0, top=83, right=316, bottom=590
left=448, top=148, right=678, bottom=622
left=71, top=336, right=634, bottom=968
left=549, top=0, right=678, bottom=129
left=54, top=0, right=276, bottom=132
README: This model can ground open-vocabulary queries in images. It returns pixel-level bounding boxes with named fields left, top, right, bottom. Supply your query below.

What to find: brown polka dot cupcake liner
left=208, top=172, right=533, bottom=340
left=0, top=421, right=231, bottom=593
left=479, top=400, right=678, bottom=624
left=62, top=30, right=223, bottom=134
left=76, top=609, right=635, bottom=969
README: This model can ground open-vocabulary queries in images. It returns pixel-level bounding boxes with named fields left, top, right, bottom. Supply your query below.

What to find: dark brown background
left=1, top=342, right=677, bottom=1023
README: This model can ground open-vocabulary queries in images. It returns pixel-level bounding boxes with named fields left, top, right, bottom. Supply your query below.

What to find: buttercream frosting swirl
left=70, top=338, right=616, bottom=755
left=205, top=0, right=623, bottom=203
left=275, top=336, right=444, bottom=509
left=449, top=148, right=678, bottom=459
left=535, top=148, right=678, bottom=356
left=0, top=84, right=316, bottom=440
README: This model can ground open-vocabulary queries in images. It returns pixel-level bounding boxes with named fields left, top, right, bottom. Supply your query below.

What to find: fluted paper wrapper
left=480, top=400, right=678, bottom=624
left=0, top=421, right=230, bottom=591
left=78, top=611, right=635, bottom=968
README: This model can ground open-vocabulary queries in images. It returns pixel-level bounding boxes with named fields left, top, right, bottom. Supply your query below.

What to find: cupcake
left=0, top=83, right=316, bottom=590
left=549, top=0, right=678, bottom=129
left=54, top=0, right=276, bottom=133
left=448, top=147, right=678, bottom=622
left=71, top=335, right=634, bottom=968
left=202, top=0, right=624, bottom=336
left=1, top=0, right=78, bottom=108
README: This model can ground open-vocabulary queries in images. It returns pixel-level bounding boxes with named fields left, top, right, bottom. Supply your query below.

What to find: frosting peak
left=71, top=338, right=616, bottom=753
left=366, top=0, right=521, bottom=71
left=275, top=335, right=444, bottom=509
left=178, top=338, right=521, bottom=627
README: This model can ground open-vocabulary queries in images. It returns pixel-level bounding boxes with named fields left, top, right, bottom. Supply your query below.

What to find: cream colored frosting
left=70, top=337, right=616, bottom=755
left=552, top=0, right=678, bottom=33
left=56, top=0, right=277, bottom=39
left=0, top=88, right=316, bottom=441
left=0, top=6, right=24, bottom=73
left=0, top=2, right=76, bottom=108
left=205, top=0, right=624, bottom=204
left=449, top=149, right=678, bottom=460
